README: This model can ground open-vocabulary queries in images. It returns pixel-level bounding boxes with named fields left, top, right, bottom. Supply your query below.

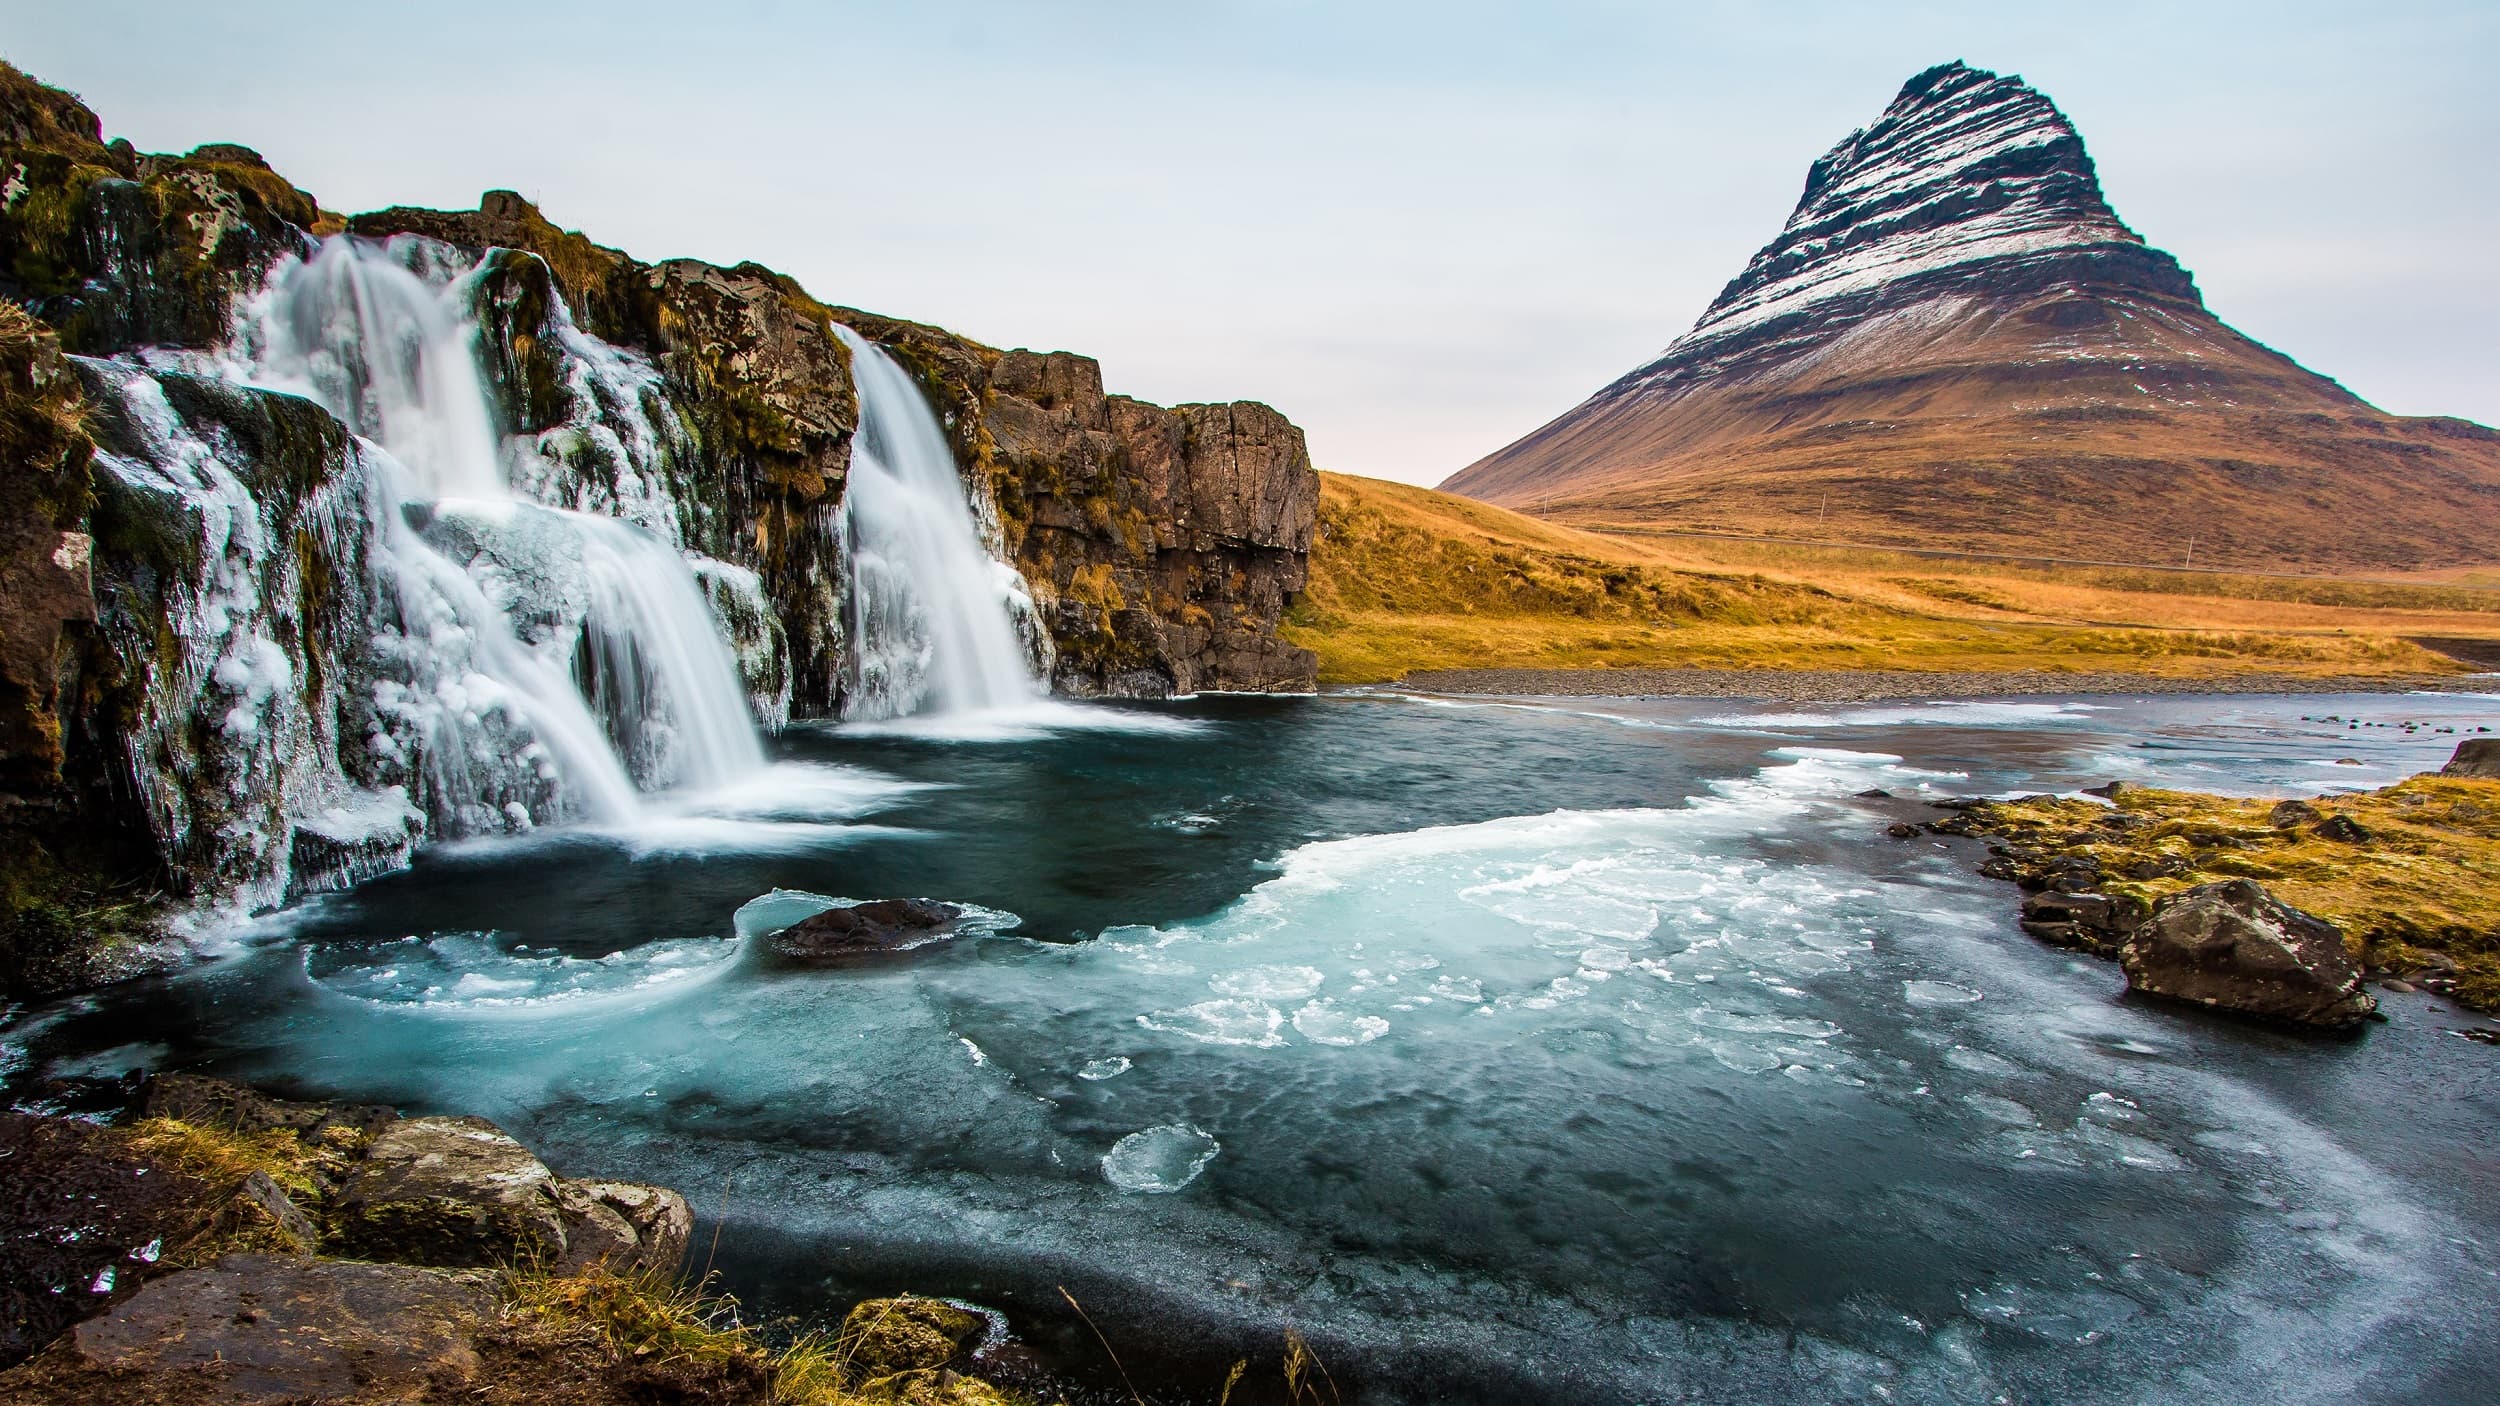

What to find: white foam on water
left=304, top=931, right=738, bottom=1016
left=827, top=698, right=1208, bottom=743
left=1693, top=701, right=2107, bottom=731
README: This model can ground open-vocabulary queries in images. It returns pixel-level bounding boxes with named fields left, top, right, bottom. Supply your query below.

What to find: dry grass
left=1285, top=474, right=2485, bottom=685
left=503, top=1269, right=1032, bottom=1405
left=1958, top=777, right=2500, bottom=1010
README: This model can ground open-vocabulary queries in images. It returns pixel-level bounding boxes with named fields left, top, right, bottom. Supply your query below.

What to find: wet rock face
left=344, top=197, right=1320, bottom=705
left=6, top=1254, right=495, bottom=1405
left=0, top=1112, right=207, bottom=1367
left=2119, top=880, right=2378, bottom=1029
left=861, top=327, right=1320, bottom=697
left=768, top=898, right=964, bottom=963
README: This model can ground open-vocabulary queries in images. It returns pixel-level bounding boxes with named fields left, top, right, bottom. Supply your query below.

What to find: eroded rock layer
left=1443, top=60, right=2500, bottom=571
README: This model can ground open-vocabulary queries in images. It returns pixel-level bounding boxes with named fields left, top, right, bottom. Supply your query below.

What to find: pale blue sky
left=8, top=1, right=2494, bottom=484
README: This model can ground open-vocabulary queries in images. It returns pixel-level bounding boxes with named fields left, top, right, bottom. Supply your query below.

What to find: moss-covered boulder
left=835, top=1296, right=989, bottom=1381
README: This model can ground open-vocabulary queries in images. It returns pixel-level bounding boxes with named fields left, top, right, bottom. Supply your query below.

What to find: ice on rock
left=1101, top=1125, right=1220, bottom=1194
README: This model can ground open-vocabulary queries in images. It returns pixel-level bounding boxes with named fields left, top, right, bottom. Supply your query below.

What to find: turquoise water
left=10, top=689, right=2499, bottom=1404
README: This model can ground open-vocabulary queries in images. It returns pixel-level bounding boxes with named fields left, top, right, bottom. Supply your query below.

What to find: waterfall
left=241, top=236, right=763, bottom=826
left=831, top=326, right=1038, bottom=720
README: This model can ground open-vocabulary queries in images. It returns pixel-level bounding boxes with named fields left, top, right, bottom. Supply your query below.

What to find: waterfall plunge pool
left=8, top=688, right=2499, bottom=1405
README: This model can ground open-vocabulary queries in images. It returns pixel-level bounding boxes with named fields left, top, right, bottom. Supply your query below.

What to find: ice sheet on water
left=1137, top=998, right=1287, bottom=1048
left=1077, top=1057, right=1132, bottom=1081
left=1692, top=701, right=2105, bottom=731
left=305, top=931, right=737, bottom=1014
left=1290, top=1000, right=1389, bottom=1046
left=1209, top=964, right=1325, bottom=1001
left=1101, top=1124, right=1220, bottom=1193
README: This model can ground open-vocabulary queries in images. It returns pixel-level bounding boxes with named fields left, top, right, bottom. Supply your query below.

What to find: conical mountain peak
left=1687, top=60, right=2180, bottom=352
left=1440, top=61, right=2500, bottom=572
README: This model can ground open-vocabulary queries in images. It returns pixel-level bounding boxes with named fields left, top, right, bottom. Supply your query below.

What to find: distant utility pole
left=1818, top=493, right=1828, bottom=535
left=2184, top=534, right=2196, bottom=570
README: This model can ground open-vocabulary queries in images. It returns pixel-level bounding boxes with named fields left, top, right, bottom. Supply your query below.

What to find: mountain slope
left=1442, top=61, right=2500, bottom=572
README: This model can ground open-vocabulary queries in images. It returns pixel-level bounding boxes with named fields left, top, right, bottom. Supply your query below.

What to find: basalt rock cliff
left=1444, top=60, right=2500, bottom=570
left=0, top=61, right=1316, bottom=993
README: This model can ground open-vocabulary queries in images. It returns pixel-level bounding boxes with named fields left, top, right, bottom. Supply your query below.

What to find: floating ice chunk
left=1960, top=1282, right=2144, bottom=1345
left=1964, top=1094, right=2039, bottom=1126
left=1903, top=980, right=1984, bottom=1006
left=2082, top=1092, right=2142, bottom=1122
left=1138, top=998, right=1286, bottom=1048
left=1292, top=1000, right=1389, bottom=1047
left=1078, top=1057, right=1132, bottom=1081
left=1210, top=964, right=1325, bottom=1001
left=2074, top=1121, right=2188, bottom=1172
left=1706, top=1041, right=1785, bottom=1074
left=1689, top=1007, right=1840, bottom=1040
left=1101, top=1124, right=1219, bottom=1193
left=1944, top=1046, right=2022, bottom=1078
left=1428, top=975, right=1484, bottom=1003
left=2190, top=1130, right=2273, bottom=1157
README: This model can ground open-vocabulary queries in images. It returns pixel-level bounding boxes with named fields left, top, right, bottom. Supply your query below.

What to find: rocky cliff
left=0, top=60, right=1316, bottom=991
left=1444, top=60, right=2500, bottom=570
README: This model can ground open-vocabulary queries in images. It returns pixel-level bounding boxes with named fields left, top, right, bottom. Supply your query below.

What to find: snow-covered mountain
left=1444, top=61, right=2500, bottom=571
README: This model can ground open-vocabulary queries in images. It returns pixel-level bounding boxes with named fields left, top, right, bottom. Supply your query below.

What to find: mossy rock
left=835, top=1296, right=987, bottom=1381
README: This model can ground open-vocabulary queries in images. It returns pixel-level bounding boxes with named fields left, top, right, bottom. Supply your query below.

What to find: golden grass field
left=1281, top=473, right=2500, bottom=686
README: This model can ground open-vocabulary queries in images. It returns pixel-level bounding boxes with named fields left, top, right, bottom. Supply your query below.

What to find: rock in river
left=2118, top=880, right=2378, bottom=1029
left=767, top=898, right=964, bottom=963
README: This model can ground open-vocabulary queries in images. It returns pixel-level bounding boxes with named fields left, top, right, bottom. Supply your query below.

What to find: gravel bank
left=1386, top=668, right=2486, bottom=702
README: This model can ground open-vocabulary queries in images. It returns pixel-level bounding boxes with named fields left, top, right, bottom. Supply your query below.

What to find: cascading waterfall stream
left=243, top=236, right=764, bottom=827
left=832, top=326, right=1038, bottom=720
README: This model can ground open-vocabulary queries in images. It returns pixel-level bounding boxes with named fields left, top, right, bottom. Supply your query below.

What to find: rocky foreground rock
left=0, top=1074, right=1037, bottom=1405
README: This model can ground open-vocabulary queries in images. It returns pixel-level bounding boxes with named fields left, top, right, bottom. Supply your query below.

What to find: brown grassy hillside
left=1283, top=474, right=2492, bottom=685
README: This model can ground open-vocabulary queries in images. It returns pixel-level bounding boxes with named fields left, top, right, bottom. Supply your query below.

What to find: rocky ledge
left=0, top=1075, right=1041, bottom=1405
left=1917, top=744, right=2500, bottom=1024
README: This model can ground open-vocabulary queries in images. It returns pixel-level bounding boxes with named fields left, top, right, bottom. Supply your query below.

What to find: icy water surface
left=11, top=689, right=2500, bottom=1404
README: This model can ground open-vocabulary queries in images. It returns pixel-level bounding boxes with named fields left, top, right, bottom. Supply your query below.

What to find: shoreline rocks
left=0, top=1073, right=1040, bottom=1405
left=1920, top=776, right=2500, bottom=1023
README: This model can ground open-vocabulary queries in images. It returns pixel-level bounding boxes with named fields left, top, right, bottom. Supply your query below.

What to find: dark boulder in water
left=2119, top=880, right=2377, bottom=1029
left=767, top=899, right=965, bottom=963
